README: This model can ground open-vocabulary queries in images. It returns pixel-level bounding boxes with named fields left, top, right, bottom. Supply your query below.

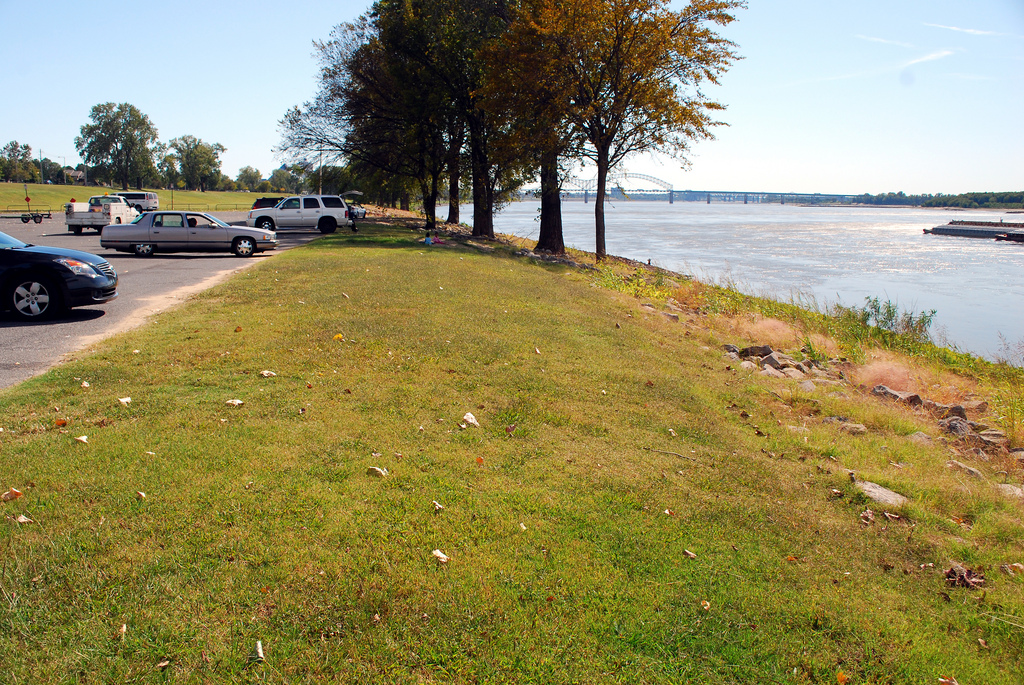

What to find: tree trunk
left=400, top=191, right=410, bottom=211
left=468, top=115, right=493, bottom=239
left=446, top=124, right=463, bottom=225
left=536, top=150, right=564, bottom=254
left=594, top=146, right=609, bottom=260
left=420, top=174, right=438, bottom=231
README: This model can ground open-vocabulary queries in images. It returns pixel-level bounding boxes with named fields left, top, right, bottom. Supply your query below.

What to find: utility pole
left=39, top=149, right=45, bottom=184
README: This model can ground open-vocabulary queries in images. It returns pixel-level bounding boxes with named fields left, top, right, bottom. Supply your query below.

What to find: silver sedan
left=100, top=211, right=278, bottom=257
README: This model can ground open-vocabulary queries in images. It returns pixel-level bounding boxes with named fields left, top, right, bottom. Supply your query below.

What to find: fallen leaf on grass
left=81, top=381, right=90, bottom=388
left=74, top=435, right=88, bottom=443
left=16, top=515, right=32, bottom=524
left=945, top=563, right=985, bottom=589
left=463, top=412, right=480, bottom=427
left=225, top=399, right=244, bottom=407
left=505, top=423, right=516, bottom=435
left=260, top=370, right=276, bottom=378
left=55, top=418, right=67, bottom=427
left=1, top=487, right=23, bottom=502
left=235, top=326, right=243, bottom=333
left=700, top=600, right=710, bottom=611
left=333, top=334, right=345, bottom=341
left=668, top=428, right=677, bottom=436
left=119, top=624, right=127, bottom=640
left=786, top=555, right=799, bottom=562
left=519, top=522, right=527, bottom=531
left=432, top=501, right=444, bottom=512
left=475, top=456, right=484, bottom=465
left=938, top=678, right=960, bottom=685
left=157, top=659, right=171, bottom=669
left=249, top=640, right=265, bottom=663
left=432, top=549, right=450, bottom=563
left=136, top=492, right=146, bottom=500
left=118, top=397, right=131, bottom=406
left=683, top=549, right=697, bottom=559
left=860, top=509, right=875, bottom=525
left=366, top=467, right=388, bottom=478
left=979, top=638, right=989, bottom=649
left=664, top=509, right=675, bottom=516
left=836, top=672, right=849, bottom=685
left=645, top=380, right=654, bottom=387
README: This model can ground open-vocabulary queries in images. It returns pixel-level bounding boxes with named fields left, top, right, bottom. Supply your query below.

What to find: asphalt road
left=0, top=211, right=324, bottom=390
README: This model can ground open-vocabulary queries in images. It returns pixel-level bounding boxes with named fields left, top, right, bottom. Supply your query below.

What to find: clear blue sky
left=1, top=0, right=1021, bottom=195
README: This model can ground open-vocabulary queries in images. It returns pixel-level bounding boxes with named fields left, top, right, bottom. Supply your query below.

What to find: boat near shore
left=924, top=219, right=1024, bottom=239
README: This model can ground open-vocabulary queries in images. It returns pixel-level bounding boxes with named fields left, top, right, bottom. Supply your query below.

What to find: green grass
left=0, top=183, right=261, bottom=213
left=1, top=222, right=1023, bottom=682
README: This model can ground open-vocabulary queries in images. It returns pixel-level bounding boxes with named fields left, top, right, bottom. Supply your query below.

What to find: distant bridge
left=556, top=173, right=858, bottom=204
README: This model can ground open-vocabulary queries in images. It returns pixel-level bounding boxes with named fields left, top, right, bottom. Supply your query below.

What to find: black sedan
left=0, top=230, right=118, bottom=320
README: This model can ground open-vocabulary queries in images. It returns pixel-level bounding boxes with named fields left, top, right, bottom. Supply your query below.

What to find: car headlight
left=55, top=258, right=102, bottom=277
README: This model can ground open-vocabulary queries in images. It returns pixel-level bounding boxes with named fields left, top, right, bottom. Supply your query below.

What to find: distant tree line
left=278, top=0, right=743, bottom=257
left=854, top=191, right=1024, bottom=209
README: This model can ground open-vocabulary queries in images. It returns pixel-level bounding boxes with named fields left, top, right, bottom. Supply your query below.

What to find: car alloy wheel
left=133, top=244, right=155, bottom=256
left=233, top=237, right=256, bottom=257
left=10, top=276, right=60, bottom=320
left=257, top=218, right=274, bottom=231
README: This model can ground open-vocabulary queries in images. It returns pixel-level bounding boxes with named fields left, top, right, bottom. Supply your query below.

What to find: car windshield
left=0, top=231, right=28, bottom=248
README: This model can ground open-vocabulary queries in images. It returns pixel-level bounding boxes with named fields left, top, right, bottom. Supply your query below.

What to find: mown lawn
left=0, top=183, right=260, bottom=214
left=1, top=221, right=1022, bottom=683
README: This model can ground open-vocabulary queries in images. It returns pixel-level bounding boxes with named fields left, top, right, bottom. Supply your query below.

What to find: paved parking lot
left=0, top=211, right=323, bottom=389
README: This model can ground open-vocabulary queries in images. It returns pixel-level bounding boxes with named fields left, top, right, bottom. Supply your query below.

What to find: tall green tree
left=536, top=0, right=742, bottom=259
left=74, top=103, right=159, bottom=190
left=236, top=166, right=262, bottom=191
left=1, top=141, right=36, bottom=183
left=169, top=135, right=226, bottom=191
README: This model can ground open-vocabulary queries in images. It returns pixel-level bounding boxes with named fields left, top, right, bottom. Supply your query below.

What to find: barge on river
left=924, top=219, right=1024, bottom=240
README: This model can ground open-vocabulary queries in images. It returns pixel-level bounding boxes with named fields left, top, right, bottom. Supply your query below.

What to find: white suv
left=245, top=195, right=355, bottom=234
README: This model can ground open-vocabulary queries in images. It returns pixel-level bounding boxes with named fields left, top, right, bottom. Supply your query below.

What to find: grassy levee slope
left=1, top=223, right=1022, bottom=683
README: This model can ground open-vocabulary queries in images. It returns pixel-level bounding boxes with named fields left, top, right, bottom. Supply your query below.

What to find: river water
left=462, top=200, right=1024, bottom=360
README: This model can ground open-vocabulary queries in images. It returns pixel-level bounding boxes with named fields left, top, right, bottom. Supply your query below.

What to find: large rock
left=995, top=484, right=1024, bottom=499
left=739, top=344, right=774, bottom=359
left=872, top=385, right=923, bottom=408
left=839, top=423, right=868, bottom=435
left=977, top=429, right=1008, bottom=447
left=948, top=460, right=984, bottom=479
left=760, top=366, right=787, bottom=379
left=722, top=344, right=740, bottom=354
left=939, top=416, right=974, bottom=439
left=857, top=481, right=909, bottom=508
left=940, top=405, right=968, bottom=421
left=961, top=399, right=989, bottom=414
left=908, top=432, right=933, bottom=445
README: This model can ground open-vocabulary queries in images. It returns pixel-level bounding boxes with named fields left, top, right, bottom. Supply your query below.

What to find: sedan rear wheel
left=133, top=243, right=155, bottom=257
left=9, top=275, right=63, bottom=320
left=233, top=237, right=256, bottom=257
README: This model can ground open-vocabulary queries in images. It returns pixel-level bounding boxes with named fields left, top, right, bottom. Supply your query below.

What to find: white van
left=114, top=191, right=159, bottom=212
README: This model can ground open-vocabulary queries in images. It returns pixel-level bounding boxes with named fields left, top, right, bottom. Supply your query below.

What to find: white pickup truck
left=245, top=195, right=355, bottom=234
left=65, top=195, right=139, bottom=234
